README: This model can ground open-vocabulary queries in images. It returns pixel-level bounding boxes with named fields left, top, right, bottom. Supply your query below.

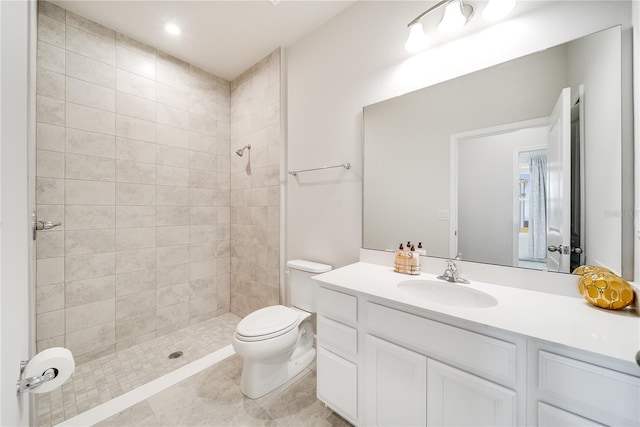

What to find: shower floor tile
left=96, top=355, right=351, bottom=427
left=35, top=313, right=241, bottom=427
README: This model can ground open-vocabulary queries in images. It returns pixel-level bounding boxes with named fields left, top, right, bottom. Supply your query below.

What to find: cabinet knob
left=636, top=351, right=640, bottom=367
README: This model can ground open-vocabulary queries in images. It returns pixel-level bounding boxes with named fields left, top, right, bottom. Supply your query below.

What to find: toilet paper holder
left=16, top=359, right=57, bottom=395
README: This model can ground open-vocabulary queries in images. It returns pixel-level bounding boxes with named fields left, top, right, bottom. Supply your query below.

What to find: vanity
left=312, top=260, right=640, bottom=427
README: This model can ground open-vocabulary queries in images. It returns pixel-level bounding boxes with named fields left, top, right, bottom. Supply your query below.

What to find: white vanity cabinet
left=365, top=334, right=427, bottom=426
left=315, top=281, right=640, bottom=427
left=316, top=287, right=359, bottom=424
left=365, top=301, right=523, bottom=427
left=528, top=341, right=640, bottom=426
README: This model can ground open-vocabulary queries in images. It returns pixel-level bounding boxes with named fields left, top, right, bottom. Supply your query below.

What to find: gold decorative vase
left=572, top=265, right=613, bottom=276
left=577, top=272, right=635, bottom=310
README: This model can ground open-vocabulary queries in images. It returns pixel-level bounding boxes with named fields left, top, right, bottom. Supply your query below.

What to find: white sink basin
left=397, top=280, right=498, bottom=308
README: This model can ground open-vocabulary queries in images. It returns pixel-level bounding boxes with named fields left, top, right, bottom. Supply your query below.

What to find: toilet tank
left=287, top=259, right=332, bottom=312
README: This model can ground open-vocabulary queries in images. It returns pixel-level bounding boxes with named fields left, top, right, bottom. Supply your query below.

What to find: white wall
left=0, top=0, right=34, bottom=424
left=286, top=1, right=632, bottom=269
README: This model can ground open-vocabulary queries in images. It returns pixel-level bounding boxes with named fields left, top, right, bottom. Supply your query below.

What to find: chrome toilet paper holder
left=16, top=359, right=57, bottom=395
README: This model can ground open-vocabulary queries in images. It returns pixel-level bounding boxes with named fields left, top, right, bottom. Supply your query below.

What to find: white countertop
left=313, top=262, right=640, bottom=366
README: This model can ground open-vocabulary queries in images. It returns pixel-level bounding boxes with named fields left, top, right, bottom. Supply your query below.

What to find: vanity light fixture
left=405, top=0, right=516, bottom=52
left=405, top=0, right=474, bottom=52
left=165, top=23, right=181, bottom=36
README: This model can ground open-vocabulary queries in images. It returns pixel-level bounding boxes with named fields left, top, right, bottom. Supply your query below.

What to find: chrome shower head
left=235, top=144, right=251, bottom=156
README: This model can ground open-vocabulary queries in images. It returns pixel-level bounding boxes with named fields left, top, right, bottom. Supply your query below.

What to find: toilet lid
left=236, top=305, right=298, bottom=340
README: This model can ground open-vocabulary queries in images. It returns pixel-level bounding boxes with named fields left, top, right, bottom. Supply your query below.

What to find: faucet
left=437, top=260, right=470, bottom=284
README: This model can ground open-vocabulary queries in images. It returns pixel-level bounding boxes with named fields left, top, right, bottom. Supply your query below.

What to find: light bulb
left=404, top=22, right=428, bottom=52
left=438, top=1, right=466, bottom=34
left=165, top=23, right=181, bottom=36
left=482, top=0, right=516, bottom=20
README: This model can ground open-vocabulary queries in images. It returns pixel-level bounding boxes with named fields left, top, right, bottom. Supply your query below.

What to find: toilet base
left=240, top=346, right=316, bottom=399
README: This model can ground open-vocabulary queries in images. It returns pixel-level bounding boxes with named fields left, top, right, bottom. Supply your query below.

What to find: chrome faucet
left=437, top=260, right=470, bottom=284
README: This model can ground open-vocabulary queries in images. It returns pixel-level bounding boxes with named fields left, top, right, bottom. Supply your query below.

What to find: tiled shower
left=34, top=1, right=281, bottom=364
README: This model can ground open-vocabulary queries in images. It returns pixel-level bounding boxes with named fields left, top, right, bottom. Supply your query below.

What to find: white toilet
left=232, top=259, right=332, bottom=399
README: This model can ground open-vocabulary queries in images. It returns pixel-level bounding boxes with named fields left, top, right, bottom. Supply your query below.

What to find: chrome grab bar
left=288, top=162, right=351, bottom=177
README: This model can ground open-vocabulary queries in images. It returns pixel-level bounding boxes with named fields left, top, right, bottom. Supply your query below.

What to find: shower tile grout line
left=55, top=344, right=236, bottom=427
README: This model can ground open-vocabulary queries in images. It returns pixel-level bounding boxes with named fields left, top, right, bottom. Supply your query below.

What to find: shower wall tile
left=37, top=41, right=65, bottom=74
left=66, top=76, right=116, bottom=112
left=116, top=269, right=156, bottom=296
left=38, top=14, right=65, bottom=47
left=36, top=257, right=65, bottom=286
left=36, top=309, right=65, bottom=340
left=116, top=205, right=156, bottom=228
left=230, top=50, right=280, bottom=317
left=65, top=229, right=115, bottom=255
left=65, top=322, right=115, bottom=356
left=36, top=177, right=64, bottom=204
left=65, top=180, right=115, bottom=205
left=37, top=122, right=65, bottom=152
left=117, top=33, right=156, bottom=59
left=65, top=275, right=115, bottom=307
left=116, top=137, right=157, bottom=163
left=115, top=115, right=156, bottom=143
left=37, top=95, right=65, bottom=126
left=65, top=252, right=115, bottom=281
left=66, top=128, right=116, bottom=158
left=116, top=46, right=156, bottom=80
left=116, top=183, right=156, bottom=205
left=37, top=68, right=65, bottom=100
left=36, top=1, right=232, bottom=362
left=66, top=102, right=115, bottom=135
left=65, top=153, right=115, bottom=181
left=65, top=25, right=115, bottom=66
left=158, top=84, right=190, bottom=111
left=65, top=298, right=115, bottom=332
left=65, top=205, right=115, bottom=230
left=66, top=51, right=115, bottom=88
left=117, top=95, right=157, bottom=124
left=38, top=1, right=65, bottom=22
left=65, top=10, right=115, bottom=40
left=36, top=283, right=65, bottom=313
left=37, top=149, right=65, bottom=178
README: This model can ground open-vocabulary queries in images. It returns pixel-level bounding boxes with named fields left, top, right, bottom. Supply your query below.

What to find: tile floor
left=96, top=355, right=351, bottom=427
left=36, top=312, right=349, bottom=426
left=36, top=313, right=241, bottom=426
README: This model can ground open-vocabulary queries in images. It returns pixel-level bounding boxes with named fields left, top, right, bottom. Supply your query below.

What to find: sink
left=397, top=280, right=498, bottom=308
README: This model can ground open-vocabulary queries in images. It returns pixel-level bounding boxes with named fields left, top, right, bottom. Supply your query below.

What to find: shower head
left=235, top=144, right=251, bottom=157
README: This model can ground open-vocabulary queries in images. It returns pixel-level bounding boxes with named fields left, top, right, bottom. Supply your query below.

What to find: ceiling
left=53, top=0, right=355, bottom=81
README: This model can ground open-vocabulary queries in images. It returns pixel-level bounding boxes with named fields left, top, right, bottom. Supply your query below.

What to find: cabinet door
left=317, top=347, right=357, bottom=424
left=427, top=359, right=517, bottom=427
left=537, top=402, right=603, bottom=426
left=366, top=334, right=427, bottom=426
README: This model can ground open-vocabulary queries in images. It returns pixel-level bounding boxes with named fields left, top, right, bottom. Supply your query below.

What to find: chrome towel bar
left=288, top=162, right=351, bottom=177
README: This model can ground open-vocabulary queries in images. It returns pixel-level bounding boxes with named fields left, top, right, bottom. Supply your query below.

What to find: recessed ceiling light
left=165, top=23, right=181, bottom=36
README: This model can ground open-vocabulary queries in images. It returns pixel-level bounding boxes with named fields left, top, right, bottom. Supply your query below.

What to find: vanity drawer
left=318, top=315, right=357, bottom=358
left=367, top=302, right=517, bottom=387
left=537, top=351, right=640, bottom=425
left=317, top=286, right=357, bottom=326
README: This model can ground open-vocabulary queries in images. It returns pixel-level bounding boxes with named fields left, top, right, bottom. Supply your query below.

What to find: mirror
left=363, top=26, right=631, bottom=276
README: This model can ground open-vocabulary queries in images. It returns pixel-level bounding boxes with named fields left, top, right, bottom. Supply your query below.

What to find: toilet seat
left=235, top=305, right=299, bottom=342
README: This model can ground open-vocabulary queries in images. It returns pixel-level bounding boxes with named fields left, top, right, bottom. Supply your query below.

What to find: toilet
left=232, top=259, right=332, bottom=399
